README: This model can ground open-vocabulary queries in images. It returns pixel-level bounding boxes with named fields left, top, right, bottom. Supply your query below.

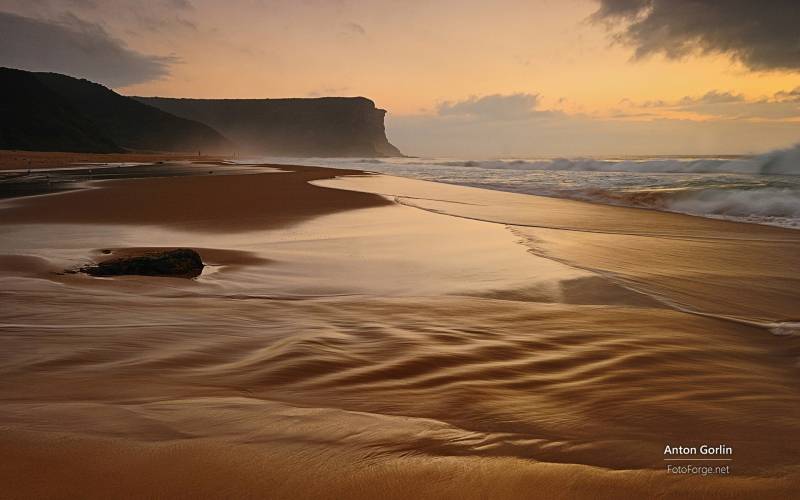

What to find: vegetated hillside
left=0, top=67, right=232, bottom=154
left=0, top=67, right=121, bottom=153
left=35, top=72, right=232, bottom=154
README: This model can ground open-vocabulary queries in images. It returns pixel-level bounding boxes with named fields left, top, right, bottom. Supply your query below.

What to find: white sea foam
left=251, top=144, right=800, bottom=229
left=444, top=144, right=800, bottom=176
left=665, top=188, right=800, bottom=227
left=769, top=322, right=800, bottom=337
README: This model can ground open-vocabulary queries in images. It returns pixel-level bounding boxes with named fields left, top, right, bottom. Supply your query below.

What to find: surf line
left=505, top=225, right=795, bottom=336
left=389, top=195, right=800, bottom=243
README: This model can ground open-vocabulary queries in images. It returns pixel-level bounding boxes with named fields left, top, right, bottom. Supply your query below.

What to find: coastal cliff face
left=0, top=66, right=401, bottom=157
left=135, top=96, right=402, bottom=157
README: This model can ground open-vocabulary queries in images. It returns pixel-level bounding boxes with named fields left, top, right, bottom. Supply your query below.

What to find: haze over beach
left=1, top=1, right=799, bottom=499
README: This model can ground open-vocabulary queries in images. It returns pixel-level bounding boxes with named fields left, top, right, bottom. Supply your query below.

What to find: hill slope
left=0, top=67, right=232, bottom=154
left=0, top=67, right=121, bottom=153
left=136, top=96, right=402, bottom=157
left=35, top=72, right=232, bottom=154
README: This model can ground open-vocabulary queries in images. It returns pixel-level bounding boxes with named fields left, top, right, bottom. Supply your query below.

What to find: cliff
left=0, top=67, right=400, bottom=157
left=0, top=67, right=232, bottom=154
left=134, top=96, right=402, bottom=157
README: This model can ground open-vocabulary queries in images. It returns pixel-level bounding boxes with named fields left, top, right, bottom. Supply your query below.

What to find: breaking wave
left=256, top=144, right=800, bottom=229
left=572, top=187, right=800, bottom=229
left=447, top=144, right=800, bottom=175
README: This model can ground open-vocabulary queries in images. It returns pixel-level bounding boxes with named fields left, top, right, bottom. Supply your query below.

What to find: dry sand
left=0, top=158, right=799, bottom=499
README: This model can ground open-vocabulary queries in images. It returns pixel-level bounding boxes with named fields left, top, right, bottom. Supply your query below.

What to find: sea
left=257, top=143, right=800, bottom=230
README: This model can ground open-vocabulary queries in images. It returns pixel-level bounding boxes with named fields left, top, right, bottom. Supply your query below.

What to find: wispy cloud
left=0, top=11, right=177, bottom=87
left=618, top=88, right=800, bottom=120
left=437, top=93, right=556, bottom=121
left=343, top=21, right=365, bottom=36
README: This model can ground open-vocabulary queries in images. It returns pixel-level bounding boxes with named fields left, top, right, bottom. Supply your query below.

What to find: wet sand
left=1, top=161, right=799, bottom=498
left=0, top=166, right=389, bottom=232
left=0, top=150, right=228, bottom=170
left=319, top=175, right=800, bottom=323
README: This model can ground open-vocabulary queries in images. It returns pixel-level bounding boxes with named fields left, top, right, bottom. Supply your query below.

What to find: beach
left=1, top=156, right=799, bottom=499
left=0, top=150, right=230, bottom=170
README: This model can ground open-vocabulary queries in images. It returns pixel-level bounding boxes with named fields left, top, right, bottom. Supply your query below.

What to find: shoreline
left=3, top=149, right=797, bottom=233
left=3, top=158, right=798, bottom=325
left=1, top=155, right=799, bottom=498
left=2, top=158, right=798, bottom=323
left=270, top=155, right=800, bottom=232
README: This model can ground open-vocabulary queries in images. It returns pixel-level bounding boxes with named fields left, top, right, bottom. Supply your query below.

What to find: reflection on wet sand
left=1, top=164, right=799, bottom=498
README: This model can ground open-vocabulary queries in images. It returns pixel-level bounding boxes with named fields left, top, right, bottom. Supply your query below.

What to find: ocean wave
left=570, top=187, right=800, bottom=229
left=449, top=144, right=800, bottom=175
left=257, top=147, right=800, bottom=229
left=667, top=187, right=800, bottom=218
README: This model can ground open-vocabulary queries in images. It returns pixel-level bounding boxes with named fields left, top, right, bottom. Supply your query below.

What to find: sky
left=1, top=0, right=799, bottom=157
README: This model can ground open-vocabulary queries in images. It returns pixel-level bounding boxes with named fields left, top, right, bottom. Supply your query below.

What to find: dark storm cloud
left=0, top=1, right=198, bottom=35
left=0, top=11, right=177, bottom=87
left=592, top=0, right=800, bottom=71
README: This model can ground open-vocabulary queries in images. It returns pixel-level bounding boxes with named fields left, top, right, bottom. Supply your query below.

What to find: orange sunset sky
left=1, top=0, right=799, bottom=156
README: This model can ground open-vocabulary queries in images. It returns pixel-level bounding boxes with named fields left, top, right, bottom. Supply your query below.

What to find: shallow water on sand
left=263, top=155, right=800, bottom=230
left=318, top=175, right=800, bottom=325
left=1, top=167, right=799, bottom=498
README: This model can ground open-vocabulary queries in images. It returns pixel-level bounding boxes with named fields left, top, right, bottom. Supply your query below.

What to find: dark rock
left=81, top=248, right=204, bottom=278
